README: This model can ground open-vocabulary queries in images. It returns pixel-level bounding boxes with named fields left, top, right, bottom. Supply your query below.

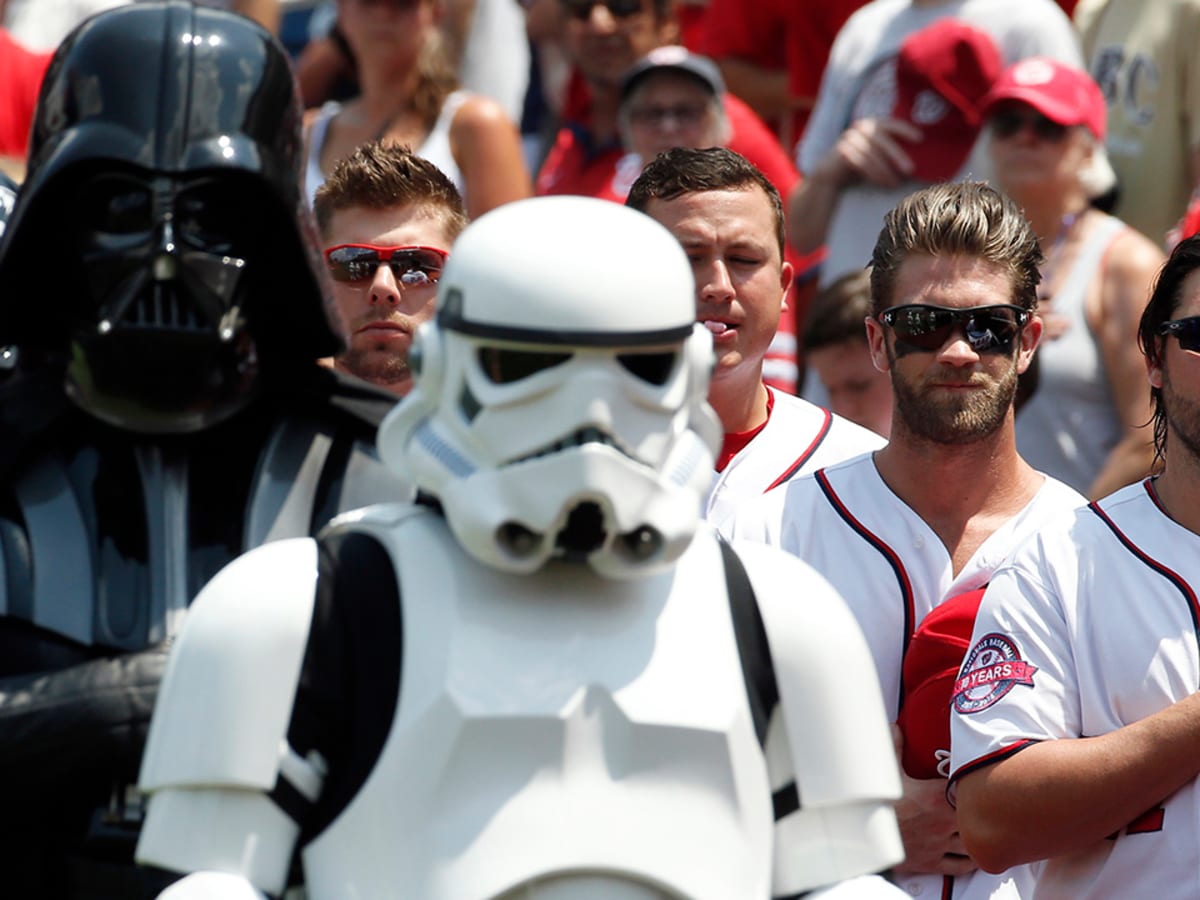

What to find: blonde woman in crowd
left=984, top=57, right=1165, bottom=499
left=303, top=0, right=531, bottom=219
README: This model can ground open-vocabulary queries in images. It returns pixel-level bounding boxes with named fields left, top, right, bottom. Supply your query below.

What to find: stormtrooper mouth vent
left=511, top=426, right=634, bottom=465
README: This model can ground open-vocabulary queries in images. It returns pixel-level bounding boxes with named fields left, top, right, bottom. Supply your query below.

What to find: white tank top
left=304, top=90, right=470, bottom=208
left=1016, top=214, right=1127, bottom=493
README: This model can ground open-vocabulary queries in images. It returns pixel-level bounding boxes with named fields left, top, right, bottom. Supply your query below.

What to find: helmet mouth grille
left=510, top=426, right=634, bottom=466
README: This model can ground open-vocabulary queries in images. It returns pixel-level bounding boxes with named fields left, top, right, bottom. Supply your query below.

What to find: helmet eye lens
left=80, top=175, right=152, bottom=236
left=78, top=174, right=255, bottom=255
left=617, top=350, right=677, bottom=385
left=176, top=181, right=249, bottom=254
left=479, top=346, right=573, bottom=384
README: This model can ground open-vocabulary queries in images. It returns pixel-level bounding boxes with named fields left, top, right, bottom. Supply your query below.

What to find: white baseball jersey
left=728, top=453, right=1084, bottom=900
left=707, top=388, right=885, bottom=531
left=950, top=479, right=1200, bottom=900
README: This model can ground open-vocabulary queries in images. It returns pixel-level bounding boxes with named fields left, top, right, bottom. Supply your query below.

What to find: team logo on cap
left=1011, top=58, right=1056, bottom=86
left=953, top=633, right=1038, bottom=714
left=912, top=89, right=950, bottom=126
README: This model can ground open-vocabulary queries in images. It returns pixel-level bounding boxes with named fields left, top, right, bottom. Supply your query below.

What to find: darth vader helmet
left=0, top=1, right=341, bottom=433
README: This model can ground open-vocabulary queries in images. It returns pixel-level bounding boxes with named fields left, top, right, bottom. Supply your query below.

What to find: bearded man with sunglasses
left=951, top=233, right=1200, bottom=900
left=314, top=141, right=468, bottom=397
left=729, top=181, right=1085, bottom=900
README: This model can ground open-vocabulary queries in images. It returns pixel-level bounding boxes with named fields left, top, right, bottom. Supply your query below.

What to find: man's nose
left=368, top=264, right=402, bottom=305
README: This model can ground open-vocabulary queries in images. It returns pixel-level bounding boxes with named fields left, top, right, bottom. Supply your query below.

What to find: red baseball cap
left=891, top=18, right=1003, bottom=183
left=897, top=588, right=986, bottom=780
left=981, top=57, right=1107, bottom=141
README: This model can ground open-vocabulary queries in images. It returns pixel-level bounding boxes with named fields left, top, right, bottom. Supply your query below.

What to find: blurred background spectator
left=1075, top=0, right=1200, bottom=246
left=301, top=0, right=531, bottom=219
left=699, top=0, right=869, bottom=157
left=294, top=0, right=530, bottom=126
left=535, top=0, right=796, bottom=207
left=5, top=0, right=281, bottom=47
left=789, top=0, right=1082, bottom=292
left=516, top=0, right=572, bottom=174
left=0, top=7, right=49, bottom=180
left=605, top=46, right=730, bottom=200
left=983, top=57, right=1163, bottom=498
left=800, top=267, right=892, bottom=439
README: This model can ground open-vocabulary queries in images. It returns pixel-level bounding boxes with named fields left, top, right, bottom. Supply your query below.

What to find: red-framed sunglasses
left=324, top=244, right=448, bottom=286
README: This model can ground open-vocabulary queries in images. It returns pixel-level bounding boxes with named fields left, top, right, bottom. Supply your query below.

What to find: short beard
left=889, top=346, right=1019, bottom=445
left=1162, top=363, right=1200, bottom=462
left=336, top=348, right=411, bottom=393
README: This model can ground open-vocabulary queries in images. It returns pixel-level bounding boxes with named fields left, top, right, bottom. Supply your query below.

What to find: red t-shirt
left=0, top=29, right=51, bottom=159
left=674, top=1, right=710, bottom=53
left=701, top=0, right=868, bottom=149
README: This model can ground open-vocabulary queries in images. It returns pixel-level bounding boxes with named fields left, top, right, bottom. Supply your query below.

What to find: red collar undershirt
left=715, top=388, right=774, bottom=472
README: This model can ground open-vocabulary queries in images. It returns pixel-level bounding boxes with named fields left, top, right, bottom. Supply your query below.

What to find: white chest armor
left=301, top=515, right=772, bottom=899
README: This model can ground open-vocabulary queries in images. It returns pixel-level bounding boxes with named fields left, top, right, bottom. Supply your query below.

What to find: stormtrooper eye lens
left=478, top=346, right=572, bottom=384
left=617, top=350, right=677, bottom=385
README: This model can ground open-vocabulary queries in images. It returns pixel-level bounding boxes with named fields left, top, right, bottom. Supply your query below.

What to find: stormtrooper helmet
left=378, top=196, right=721, bottom=578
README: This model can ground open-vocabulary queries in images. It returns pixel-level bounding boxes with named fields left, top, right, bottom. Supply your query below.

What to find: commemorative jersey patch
left=953, top=633, right=1038, bottom=714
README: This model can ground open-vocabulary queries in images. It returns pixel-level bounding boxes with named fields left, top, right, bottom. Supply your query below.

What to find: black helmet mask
left=0, top=1, right=343, bottom=433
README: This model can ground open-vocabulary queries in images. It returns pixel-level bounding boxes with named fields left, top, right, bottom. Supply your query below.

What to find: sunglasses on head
left=324, top=244, right=448, bottom=285
left=877, top=304, right=1030, bottom=353
left=1159, top=315, right=1200, bottom=352
left=989, top=109, right=1069, bottom=142
left=560, top=0, right=645, bottom=20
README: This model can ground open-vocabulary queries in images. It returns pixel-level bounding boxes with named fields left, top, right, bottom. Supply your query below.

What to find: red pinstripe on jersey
left=815, top=467, right=917, bottom=707
left=764, top=407, right=833, bottom=491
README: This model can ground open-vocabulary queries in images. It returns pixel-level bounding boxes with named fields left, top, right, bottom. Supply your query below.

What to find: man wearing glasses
left=728, top=181, right=1084, bottom=899
left=951, top=233, right=1200, bottom=899
left=314, top=141, right=468, bottom=398
left=535, top=0, right=796, bottom=208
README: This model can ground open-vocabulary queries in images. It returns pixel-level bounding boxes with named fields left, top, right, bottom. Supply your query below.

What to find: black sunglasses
left=1159, top=315, right=1200, bottom=352
left=989, top=109, right=1069, bottom=143
left=877, top=304, right=1030, bottom=353
left=561, top=0, right=645, bottom=20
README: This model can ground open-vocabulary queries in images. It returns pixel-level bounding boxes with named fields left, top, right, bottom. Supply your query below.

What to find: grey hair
left=1078, top=132, right=1118, bottom=200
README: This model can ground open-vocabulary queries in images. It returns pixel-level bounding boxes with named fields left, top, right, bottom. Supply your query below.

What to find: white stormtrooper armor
left=136, top=197, right=904, bottom=899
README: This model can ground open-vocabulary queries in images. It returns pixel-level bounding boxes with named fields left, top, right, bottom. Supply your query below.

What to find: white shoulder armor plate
left=731, top=538, right=904, bottom=890
left=139, top=537, right=320, bottom=792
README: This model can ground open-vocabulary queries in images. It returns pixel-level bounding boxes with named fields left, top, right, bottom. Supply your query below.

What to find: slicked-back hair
left=625, top=146, right=786, bottom=260
left=1139, top=234, right=1200, bottom=462
left=313, top=140, right=468, bottom=240
left=868, top=181, right=1043, bottom=317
